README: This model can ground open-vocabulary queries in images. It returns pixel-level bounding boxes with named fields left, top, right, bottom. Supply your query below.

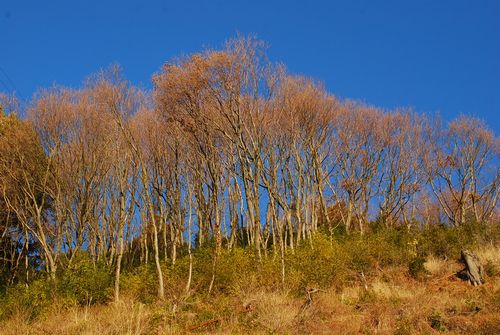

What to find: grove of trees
left=0, top=37, right=498, bottom=302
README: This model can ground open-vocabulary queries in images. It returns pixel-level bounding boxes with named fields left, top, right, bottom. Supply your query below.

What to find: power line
left=0, top=77, right=11, bottom=92
left=0, top=66, right=20, bottom=95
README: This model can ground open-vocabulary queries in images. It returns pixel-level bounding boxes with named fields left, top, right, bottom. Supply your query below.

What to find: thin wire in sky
left=0, top=66, right=20, bottom=95
left=0, top=77, right=11, bottom=92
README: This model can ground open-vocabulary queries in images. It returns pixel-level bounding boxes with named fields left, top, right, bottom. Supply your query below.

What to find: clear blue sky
left=1, top=0, right=499, bottom=132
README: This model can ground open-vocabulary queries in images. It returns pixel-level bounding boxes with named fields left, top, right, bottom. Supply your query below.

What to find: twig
left=359, top=271, right=368, bottom=291
left=300, top=287, right=325, bottom=314
left=188, top=317, right=223, bottom=332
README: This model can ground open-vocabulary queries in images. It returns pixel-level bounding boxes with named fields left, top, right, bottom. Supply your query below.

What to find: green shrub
left=418, top=225, right=459, bottom=257
left=418, top=222, right=497, bottom=259
left=120, top=264, right=158, bottom=303
left=484, top=260, right=499, bottom=277
left=57, top=254, right=112, bottom=305
left=170, top=246, right=262, bottom=295
left=364, top=229, right=412, bottom=266
left=345, top=237, right=376, bottom=273
left=214, top=248, right=257, bottom=294
left=286, top=233, right=350, bottom=292
left=0, top=279, right=53, bottom=320
left=408, top=256, right=429, bottom=280
left=427, top=310, right=447, bottom=332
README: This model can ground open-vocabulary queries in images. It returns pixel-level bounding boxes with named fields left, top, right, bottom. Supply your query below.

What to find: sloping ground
left=1, top=245, right=499, bottom=335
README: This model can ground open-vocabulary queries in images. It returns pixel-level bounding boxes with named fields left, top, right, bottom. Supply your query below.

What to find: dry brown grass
left=424, top=255, right=449, bottom=276
left=476, top=243, right=500, bottom=268
left=299, top=264, right=500, bottom=335
left=244, top=290, right=298, bottom=333
left=0, top=296, right=154, bottom=335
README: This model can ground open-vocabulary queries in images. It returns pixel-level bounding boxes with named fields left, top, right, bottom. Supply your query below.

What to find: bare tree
left=426, top=116, right=499, bottom=225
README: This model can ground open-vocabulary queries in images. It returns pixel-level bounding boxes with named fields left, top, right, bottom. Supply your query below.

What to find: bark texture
left=457, top=250, right=484, bottom=286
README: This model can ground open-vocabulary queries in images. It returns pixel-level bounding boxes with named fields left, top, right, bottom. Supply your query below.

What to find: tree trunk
left=457, top=250, right=484, bottom=286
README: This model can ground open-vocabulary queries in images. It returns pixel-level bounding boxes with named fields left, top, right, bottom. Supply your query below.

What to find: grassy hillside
left=1, top=224, right=498, bottom=334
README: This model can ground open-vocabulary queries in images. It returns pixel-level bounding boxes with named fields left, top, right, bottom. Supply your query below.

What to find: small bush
left=57, top=255, right=112, bottom=305
left=215, top=248, right=257, bottom=294
left=484, top=259, right=499, bottom=277
left=288, top=233, right=345, bottom=291
left=408, top=256, right=429, bottom=280
left=427, top=310, right=447, bottom=332
left=0, top=279, right=53, bottom=320
left=120, top=264, right=158, bottom=303
left=418, top=222, right=497, bottom=259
